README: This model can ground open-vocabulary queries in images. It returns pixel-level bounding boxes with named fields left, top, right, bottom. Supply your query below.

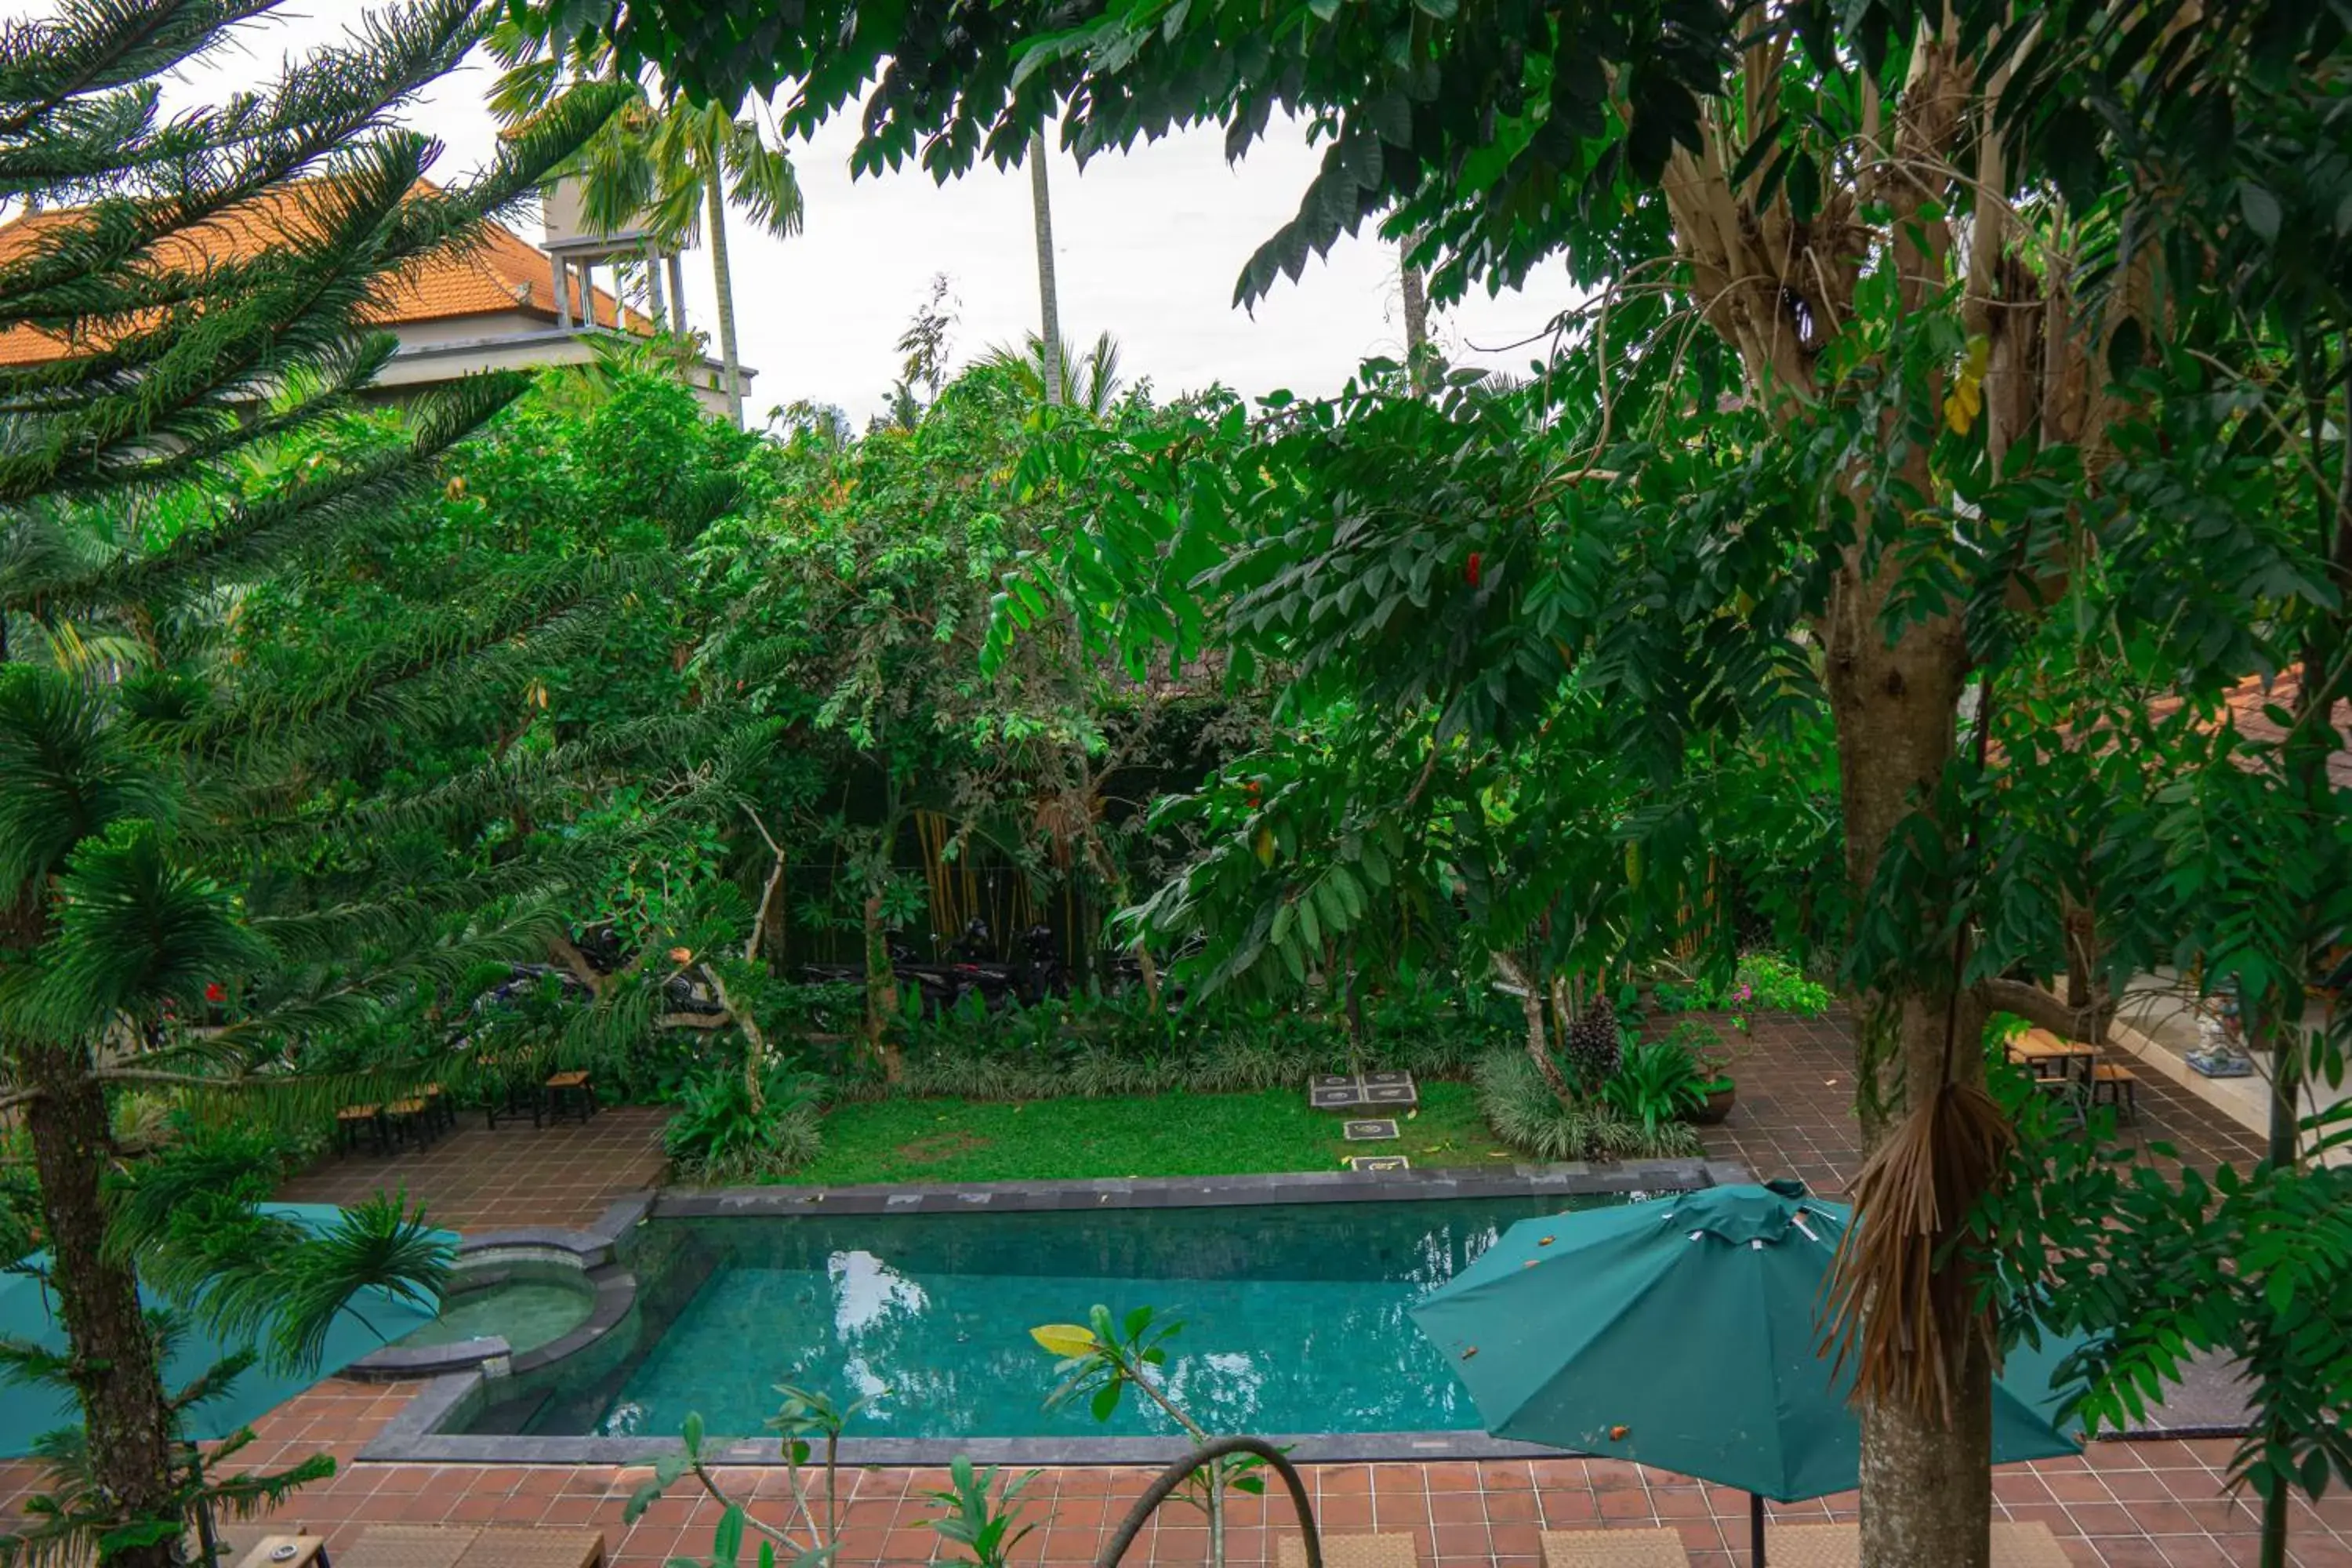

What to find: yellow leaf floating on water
left=1029, top=1324, right=1099, bottom=1359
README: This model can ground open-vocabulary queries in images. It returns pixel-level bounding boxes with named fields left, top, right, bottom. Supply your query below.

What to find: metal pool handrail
left=1096, top=1436, right=1323, bottom=1568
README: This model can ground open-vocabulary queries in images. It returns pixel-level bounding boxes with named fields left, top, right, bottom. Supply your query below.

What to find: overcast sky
left=151, top=5, right=1580, bottom=423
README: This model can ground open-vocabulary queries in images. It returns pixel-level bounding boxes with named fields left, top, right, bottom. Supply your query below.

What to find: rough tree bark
left=1648, top=19, right=2044, bottom=1566
left=1493, top=953, right=1573, bottom=1098
left=1399, top=231, right=1434, bottom=394
left=21, top=1045, right=180, bottom=1568
left=861, top=888, right=903, bottom=1081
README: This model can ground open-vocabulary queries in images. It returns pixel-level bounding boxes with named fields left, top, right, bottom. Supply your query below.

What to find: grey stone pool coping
left=346, top=1218, right=643, bottom=1383
left=358, top=1159, right=1744, bottom=1465
left=651, top=1157, right=1743, bottom=1218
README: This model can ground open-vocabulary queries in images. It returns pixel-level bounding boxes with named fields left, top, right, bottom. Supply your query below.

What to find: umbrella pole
left=1750, top=1492, right=1765, bottom=1567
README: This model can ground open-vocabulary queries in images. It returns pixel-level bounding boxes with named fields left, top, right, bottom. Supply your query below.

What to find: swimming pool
left=457, top=1194, right=1633, bottom=1442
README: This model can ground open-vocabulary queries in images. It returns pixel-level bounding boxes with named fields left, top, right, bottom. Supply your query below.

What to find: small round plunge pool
left=397, top=1261, right=597, bottom=1356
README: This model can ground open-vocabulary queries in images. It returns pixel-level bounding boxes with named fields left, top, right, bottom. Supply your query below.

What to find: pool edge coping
left=652, top=1156, right=1748, bottom=1218
left=359, top=1157, right=1744, bottom=1465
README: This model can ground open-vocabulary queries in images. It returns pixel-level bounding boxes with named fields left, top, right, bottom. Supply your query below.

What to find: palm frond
left=1820, top=1080, right=2016, bottom=1421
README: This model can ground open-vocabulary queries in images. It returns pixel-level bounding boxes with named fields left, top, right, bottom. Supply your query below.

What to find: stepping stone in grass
left=1343, top=1118, right=1401, bottom=1142
left=1347, top=1155, right=1410, bottom=1172
left=1305, top=1072, right=1420, bottom=1111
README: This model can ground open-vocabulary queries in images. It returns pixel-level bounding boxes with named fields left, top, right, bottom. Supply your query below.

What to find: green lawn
left=781, top=1080, right=1515, bottom=1186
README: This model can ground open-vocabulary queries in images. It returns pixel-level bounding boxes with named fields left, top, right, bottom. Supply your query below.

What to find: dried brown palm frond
left=1820, top=1077, right=2015, bottom=1421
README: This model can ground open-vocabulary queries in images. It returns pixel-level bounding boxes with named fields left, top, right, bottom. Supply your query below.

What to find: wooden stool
left=419, top=1083, right=456, bottom=1135
left=384, top=1098, right=436, bottom=1151
left=543, top=1070, right=597, bottom=1125
left=483, top=1058, right=541, bottom=1129
left=2092, top=1062, right=2140, bottom=1120
left=335, top=1104, right=386, bottom=1156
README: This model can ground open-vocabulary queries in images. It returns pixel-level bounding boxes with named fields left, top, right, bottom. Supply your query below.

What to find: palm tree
left=1399, top=229, right=1436, bottom=394
left=490, top=26, right=804, bottom=427
left=979, top=329, right=1124, bottom=417
left=1029, top=129, right=1065, bottom=409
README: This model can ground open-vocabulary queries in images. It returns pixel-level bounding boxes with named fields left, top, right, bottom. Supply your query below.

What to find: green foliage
left=0, top=4, right=709, bottom=1558
left=1033, top=1303, right=1270, bottom=1536
left=863, top=977, right=1515, bottom=1102
left=923, top=1457, right=1042, bottom=1568
left=1975, top=1070, right=2352, bottom=1514
left=1474, top=1050, right=1701, bottom=1163
left=1652, top=953, right=1833, bottom=1018
left=624, top=1385, right=874, bottom=1568
left=1598, top=1040, right=1709, bottom=1138
left=662, top=1062, right=825, bottom=1183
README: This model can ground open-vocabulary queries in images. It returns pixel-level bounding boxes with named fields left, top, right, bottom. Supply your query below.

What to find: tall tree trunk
left=21, top=1045, right=180, bottom=1568
left=1399, top=231, right=1433, bottom=394
left=1494, top=953, right=1571, bottom=1099
left=860, top=889, right=902, bottom=1082
left=1825, top=543, right=1994, bottom=1568
left=706, top=178, right=745, bottom=429
left=1029, top=129, right=1063, bottom=408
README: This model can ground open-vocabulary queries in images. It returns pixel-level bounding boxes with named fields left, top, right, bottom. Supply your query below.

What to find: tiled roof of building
left=0, top=183, right=644, bottom=366
left=2147, top=666, right=2352, bottom=790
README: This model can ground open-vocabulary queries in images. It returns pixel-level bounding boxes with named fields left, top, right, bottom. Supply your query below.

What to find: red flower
left=1465, top=551, right=1483, bottom=588
left=204, top=982, right=227, bottom=1004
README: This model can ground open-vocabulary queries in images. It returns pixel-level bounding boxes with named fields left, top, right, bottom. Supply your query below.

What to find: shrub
left=1474, top=1050, right=1700, bottom=1161
left=665, top=1062, right=826, bottom=1183
left=1737, top=953, right=1832, bottom=1014
left=1650, top=952, right=1832, bottom=1018
left=1599, top=1040, right=1710, bottom=1136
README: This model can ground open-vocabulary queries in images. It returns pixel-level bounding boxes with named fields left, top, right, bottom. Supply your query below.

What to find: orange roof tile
left=0, top=181, right=646, bottom=367
left=2146, top=666, right=2352, bottom=790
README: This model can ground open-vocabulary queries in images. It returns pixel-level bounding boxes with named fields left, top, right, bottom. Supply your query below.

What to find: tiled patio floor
left=1, top=1380, right=2336, bottom=1567
left=1691, top=1010, right=2271, bottom=1196
left=20, top=1013, right=2290, bottom=1566
left=275, top=1105, right=667, bottom=1231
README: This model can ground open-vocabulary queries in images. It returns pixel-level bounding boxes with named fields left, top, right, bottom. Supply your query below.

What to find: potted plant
left=1662, top=1019, right=1739, bottom=1123
left=1692, top=1073, right=1737, bottom=1124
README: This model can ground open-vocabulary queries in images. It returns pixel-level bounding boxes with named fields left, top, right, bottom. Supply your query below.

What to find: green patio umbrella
left=0, top=1202, right=453, bottom=1458
left=1408, top=1181, right=2085, bottom=1567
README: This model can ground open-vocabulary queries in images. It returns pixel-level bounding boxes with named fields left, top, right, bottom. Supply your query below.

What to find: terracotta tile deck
left=2, top=1014, right=2307, bottom=1566
left=274, top=1104, right=668, bottom=1232
left=1690, top=1010, right=2271, bottom=1196
left=2, top=1380, right=2333, bottom=1568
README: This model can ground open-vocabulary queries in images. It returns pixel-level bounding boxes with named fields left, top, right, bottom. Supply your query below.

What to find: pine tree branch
left=0, top=0, right=276, bottom=145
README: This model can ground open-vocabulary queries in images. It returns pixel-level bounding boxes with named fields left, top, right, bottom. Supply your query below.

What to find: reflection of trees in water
left=617, top=1200, right=1578, bottom=1438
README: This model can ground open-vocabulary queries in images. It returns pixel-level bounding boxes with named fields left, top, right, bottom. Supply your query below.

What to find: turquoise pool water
left=398, top=1276, right=593, bottom=1353
left=472, top=1195, right=1631, bottom=1441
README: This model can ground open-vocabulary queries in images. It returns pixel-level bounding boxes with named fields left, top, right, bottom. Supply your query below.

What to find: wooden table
left=2008, top=1026, right=2098, bottom=1082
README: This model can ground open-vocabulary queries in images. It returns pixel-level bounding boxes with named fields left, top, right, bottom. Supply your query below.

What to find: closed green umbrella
left=1409, top=1181, right=2084, bottom=1566
left=0, top=1202, right=453, bottom=1458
